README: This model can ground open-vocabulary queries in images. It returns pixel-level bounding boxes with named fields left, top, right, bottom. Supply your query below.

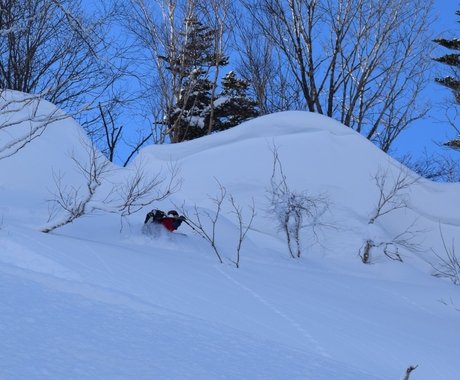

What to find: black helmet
left=168, top=210, right=179, bottom=216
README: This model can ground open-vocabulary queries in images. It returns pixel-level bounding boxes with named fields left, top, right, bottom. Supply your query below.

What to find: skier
left=142, top=209, right=186, bottom=235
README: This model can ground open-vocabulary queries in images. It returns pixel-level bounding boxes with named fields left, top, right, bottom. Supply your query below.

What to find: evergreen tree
left=433, top=10, right=460, bottom=150
left=162, top=15, right=228, bottom=142
left=160, top=16, right=258, bottom=142
left=213, top=71, right=259, bottom=132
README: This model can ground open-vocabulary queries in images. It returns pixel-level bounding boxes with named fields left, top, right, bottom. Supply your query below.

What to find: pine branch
left=433, top=38, right=460, bottom=51
left=434, top=76, right=460, bottom=91
left=432, top=53, right=460, bottom=68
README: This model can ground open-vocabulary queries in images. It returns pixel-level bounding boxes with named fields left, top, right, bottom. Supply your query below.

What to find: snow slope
left=1, top=92, right=460, bottom=379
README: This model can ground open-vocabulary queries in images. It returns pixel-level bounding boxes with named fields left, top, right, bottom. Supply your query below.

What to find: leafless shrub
left=431, top=226, right=460, bottom=285
left=368, top=166, right=419, bottom=225
left=399, top=150, right=460, bottom=183
left=361, top=165, right=424, bottom=263
left=402, top=365, right=418, bottom=380
left=43, top=138, right=111, bottom=232
left=176, top=181, right=226, bottom=264
left=266, top=144, right=332, bottom=258
left=228, top=195, right=256, bottom=268
left=360, top=240, right=404, bottom=263
left=43, top=138, right=181, bottom=233
left=117, top=159, right=182, bottom=217
left=176, top=179, right=256, bottom=267
left=359, top=218, right=426, bottom=264
left=437, top=298, right=460, bottom=312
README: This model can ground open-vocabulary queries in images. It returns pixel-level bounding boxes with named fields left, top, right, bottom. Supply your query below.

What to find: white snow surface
left=1, top=92, right=460, bottom=379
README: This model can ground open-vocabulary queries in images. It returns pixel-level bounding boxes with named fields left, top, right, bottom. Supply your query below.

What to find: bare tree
left=123, top=0, right=239, bottom=143
left=0, top=0, right=123, bottom=109
left=42, top=137, right=182, bottom=233
left=232, top=7, right=304, bottom=114
left=123, top=0, right=201, bottom=143
left=239, top=0, right=435, bottom=151
left=198, top=0, right=234, bottom=135
left=95, top=102, right=154, bottom=167
left=97, top=103, right=123, bottom=164
left=266, top=144, right=331, bottom=258
left=0, top=0, right=129, bottom=158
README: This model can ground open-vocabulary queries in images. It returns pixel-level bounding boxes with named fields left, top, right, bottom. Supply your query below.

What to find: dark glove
left=178, top=215, right=186, bottom=222
left=172, top=217, right=184, bottom=230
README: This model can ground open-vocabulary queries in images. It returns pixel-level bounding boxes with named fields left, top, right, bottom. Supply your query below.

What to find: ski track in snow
left=217, top=265, right=331, bottom=358
left=13, top=230, right=101, bottom=274
left=77, top=240, right=116, bottom=276
left=15, top=226, right=449, bottom=379
left=4, top=224, right=456, bottom=379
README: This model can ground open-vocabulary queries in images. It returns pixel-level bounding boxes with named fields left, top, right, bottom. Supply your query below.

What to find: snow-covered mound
left=1, top=93, right=460, bottom=379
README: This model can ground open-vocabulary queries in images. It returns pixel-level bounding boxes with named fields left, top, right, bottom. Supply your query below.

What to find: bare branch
left=431, top=225, right=460, bottom=285
left=239, top=0, right=435, bottom=150
left=43, top=139, right=181, bottom=233
left=402, top=365, right=418, bottom=380
left=117, top=158, right=183, bottom=217
left=0, top=92, right=72, bottom=160
left=368, top=166, right=419, bottom=224
left=228, top=195, right=256, bottom=268
left=42, top=138, right=112, bottom=232
left=360, top=165, right=424, bottom=263
left=266, top=143, right=332, bottom=258
left=175, top=181, right=225, bottom=264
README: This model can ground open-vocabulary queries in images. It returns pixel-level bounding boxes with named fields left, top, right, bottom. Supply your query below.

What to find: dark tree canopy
left=433, top=9, right=460, bottom=150
left=164, top=16, right=258, bottom=142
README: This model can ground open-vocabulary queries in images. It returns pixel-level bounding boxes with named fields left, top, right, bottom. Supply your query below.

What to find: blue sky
left=392, top=1, right=459, bottom=160
left=84, top=0, right=459, bottom=166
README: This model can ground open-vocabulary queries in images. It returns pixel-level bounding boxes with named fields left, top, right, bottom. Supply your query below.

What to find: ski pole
left=183, top=219, right=204, bottom=238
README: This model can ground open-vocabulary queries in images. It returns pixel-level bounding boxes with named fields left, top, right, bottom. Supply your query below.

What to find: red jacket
left=161, top=218, right=176, bottom=232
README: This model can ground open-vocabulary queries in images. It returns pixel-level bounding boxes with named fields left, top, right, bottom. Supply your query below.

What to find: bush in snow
left=360, top=165, right=424, bottom=264
left=402, top=365, right=418, bottom=380
left=176, top=179, right=256, bottom=267
left=228, top=194, right=256, bottom=268
left=176, top=182, right=226, bottom=264
left=266, top=145, right=331, bottom=259
left=43, top=138, right=182, bottom=233
left=367, top=165, right=419, bottom=225
left=431, top=226, right=460, bottom=285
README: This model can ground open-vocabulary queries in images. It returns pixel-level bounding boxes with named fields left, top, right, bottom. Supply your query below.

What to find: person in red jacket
left=160, top=210, right=185, bottom=232
left=142, top=209, right=186, bottom=235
